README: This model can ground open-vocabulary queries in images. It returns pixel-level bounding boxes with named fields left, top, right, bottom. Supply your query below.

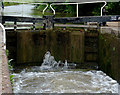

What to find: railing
left=50, top=1, right=107, bottom=17
left=3, top=1, right=106, bottom=17
left=0, top=23, right=6, bottom=50
left=2, top=15, right=120, bottom=30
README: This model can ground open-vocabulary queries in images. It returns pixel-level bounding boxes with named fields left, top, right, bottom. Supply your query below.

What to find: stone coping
left=0, top=26, right=12, bottom=94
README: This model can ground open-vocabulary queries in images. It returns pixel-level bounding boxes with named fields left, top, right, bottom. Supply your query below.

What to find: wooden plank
left=2, top=16, right=44, bottom=23
left=54, top=16, right=120, bottom=23
left=5, top=23, right=43, bottom=27
left=2, top=15, right=120, bottom=24
left=55, top=24, right=98, bottom=28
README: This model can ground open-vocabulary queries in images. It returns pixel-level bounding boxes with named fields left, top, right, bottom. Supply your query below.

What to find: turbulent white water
left=12, top=51, right=118, bottom=93
left=40, top=51, right=72, bottom=71
left=13, top=70, right=118, bottom=93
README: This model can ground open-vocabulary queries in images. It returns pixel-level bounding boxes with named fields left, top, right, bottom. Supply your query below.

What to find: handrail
left=0, top=23, right=6, bottom=50
left=3, top=1, right=48, bottom=15
left=50, top=1, right=107, bottom=17
left=101, top=1, right=107, bottom=16
left=27, top=3, right=48, bottom=15
left=3, top=1, right=107, bottom=16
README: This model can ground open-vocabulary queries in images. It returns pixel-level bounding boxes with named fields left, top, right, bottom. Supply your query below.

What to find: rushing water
left=12, top=52, right=118, bottom=93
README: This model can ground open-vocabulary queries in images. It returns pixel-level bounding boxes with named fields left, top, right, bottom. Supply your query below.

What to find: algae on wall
left=16, top=29, right=84, bottom=66
left=99, top=33, right=120, bottom=83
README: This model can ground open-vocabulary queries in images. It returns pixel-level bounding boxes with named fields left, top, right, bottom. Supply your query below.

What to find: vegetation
left=34, top=2, right=120, bottom=16
left=3, top=2, right=20, bottom=6
left=6, top=50, right=14, bottom=87
left=92, top=2, right=120, bottom=15
left=3, top=1, right=120, bottom=16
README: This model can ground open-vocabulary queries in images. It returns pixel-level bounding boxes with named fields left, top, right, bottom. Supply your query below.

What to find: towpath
left=0, top=26, right=12, bottom=94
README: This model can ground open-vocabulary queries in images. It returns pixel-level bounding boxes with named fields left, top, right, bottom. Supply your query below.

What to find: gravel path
left=0, top=27, right=3, bottom=95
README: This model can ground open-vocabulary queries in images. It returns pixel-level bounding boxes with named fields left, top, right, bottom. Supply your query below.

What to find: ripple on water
left=12, top=70, right=118, bottom=93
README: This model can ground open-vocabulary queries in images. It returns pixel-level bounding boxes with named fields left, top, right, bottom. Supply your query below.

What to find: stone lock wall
left=99, top=30, right=120, bottom=83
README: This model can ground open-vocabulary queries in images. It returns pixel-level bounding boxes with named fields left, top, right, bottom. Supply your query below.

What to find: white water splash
left=12, top=51, right=119, bottom=93
left=40, top=51, right=70, bottom=71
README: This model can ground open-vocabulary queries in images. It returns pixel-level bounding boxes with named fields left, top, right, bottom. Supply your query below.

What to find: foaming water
left=40, top=51, right=71, bottom=71
left=12, top=51, right=118, bottom=93
left=13, top=70, right=118, bottom=93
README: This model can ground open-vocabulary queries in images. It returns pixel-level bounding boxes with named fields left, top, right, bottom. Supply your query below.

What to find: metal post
left=77, top=3, right=78, bottom=17
left=43, top=15, right=54, bottom=30
left=50, top=1, right=107, bottom=17
left=0, top=23, right=6, bottom=50
left=101, top=1, right=107, bottom=16
left=14, top=21, right=17, bottom=31
left=33, top=22, right=36, bottom=30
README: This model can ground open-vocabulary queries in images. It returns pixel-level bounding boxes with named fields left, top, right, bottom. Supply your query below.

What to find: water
left=3, top=4, right=42, bottom=17
left=3, top=4, right=75, bottom=17
left=13, top=70, right=118, bottom=93
left=12, top=52, right=118, bottom=93
left=4, top=4, right=119, bottom=93
left=40, top=51, right=71, bottom=71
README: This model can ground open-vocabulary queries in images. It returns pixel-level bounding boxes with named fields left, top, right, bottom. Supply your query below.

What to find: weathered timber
left=43, top=15, right=54, bottom=30
left=5, top=23, right=43, bottom=27
left=84, top=30, right=99, bottom=69
left=2, top=16, right=44, bottom=23
left=2, top=15, right=120, bottom=30
left=54, top=16, right=120, bottom=23
left=2, top=15, right=120, bottom=24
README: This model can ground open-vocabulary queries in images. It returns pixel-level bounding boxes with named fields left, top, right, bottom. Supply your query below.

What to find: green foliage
left=92, top=5, right=101, bottom=16
left=34, top=4, right=76, bottom=14
left=53, top=5, right=76, bottom=14
left=34, top=5, right=46, bottom=11
left=3, top=2, right=19, bottom=6
left=92, top=2, right=120, bottom=15
left=106, top=2, right=120, bottom=15
left=8, top=59, right=13, bottom=71
left=34, top=2, right=120, bottom=16
left=10, top=75, right=13, bottom=85
left=6, top=50, right=13, bottom=71
left=6, top=50, right=14, bottom=87
left=6, top=49, right=9, bottom=57
left=113, top=47, right=116, bottom=51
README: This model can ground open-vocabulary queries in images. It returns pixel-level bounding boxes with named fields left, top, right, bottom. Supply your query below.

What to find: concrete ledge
left=101, top=26, right=120, bottom=37
left=106, top=22, right=120, bottom=27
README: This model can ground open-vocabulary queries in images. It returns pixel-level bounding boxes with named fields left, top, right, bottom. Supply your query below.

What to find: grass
left=3, top=2, right=20, bottom=6
left=3, top=0, right=33, bottom=3
left=6, top=50, right=14, bottom=88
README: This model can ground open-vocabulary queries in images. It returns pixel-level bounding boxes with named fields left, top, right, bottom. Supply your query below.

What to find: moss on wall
left=14, top=29, right=84, bottom=66
left=99, top=33, right=120, bottom=83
